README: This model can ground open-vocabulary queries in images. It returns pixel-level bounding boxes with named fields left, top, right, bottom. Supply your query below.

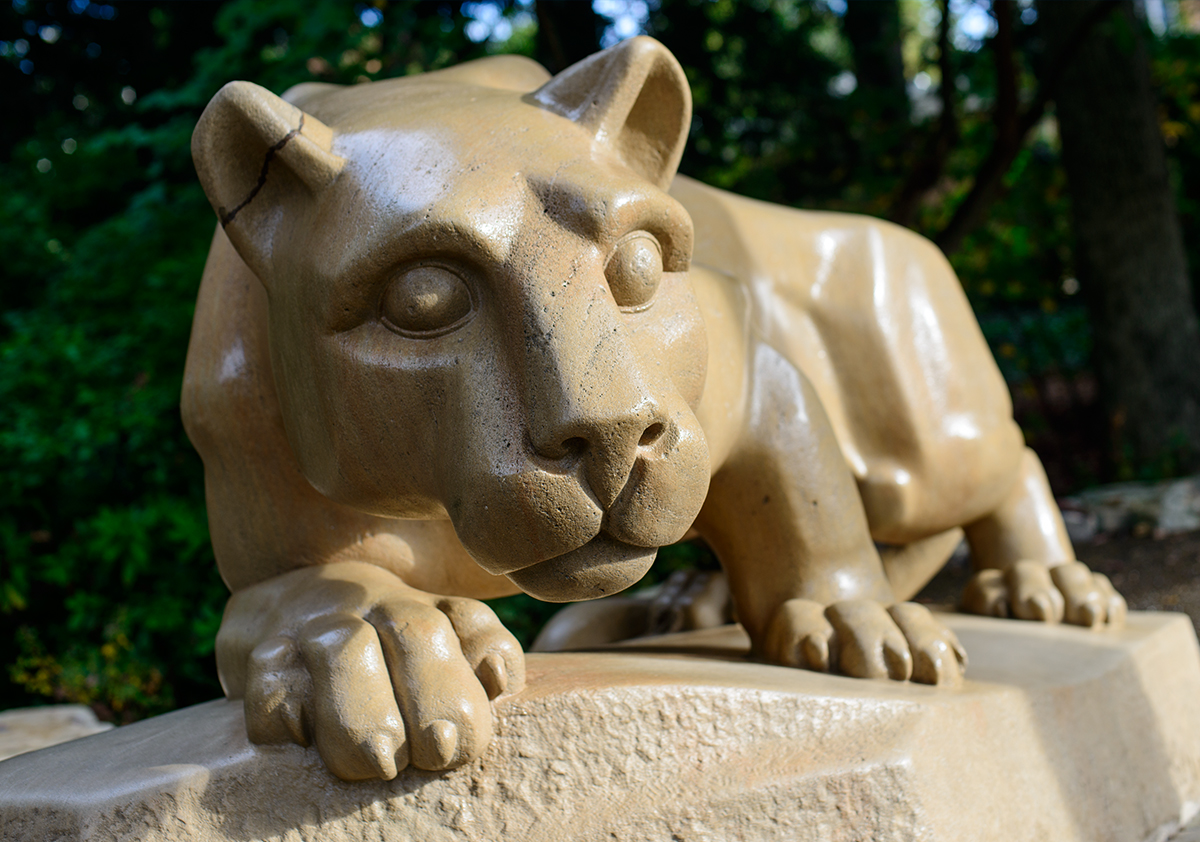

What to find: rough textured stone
left=2, top=612, right=1198, bottom=842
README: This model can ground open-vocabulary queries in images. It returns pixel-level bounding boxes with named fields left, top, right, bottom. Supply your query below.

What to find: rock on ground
left=0, top=705, right=112, bottom=762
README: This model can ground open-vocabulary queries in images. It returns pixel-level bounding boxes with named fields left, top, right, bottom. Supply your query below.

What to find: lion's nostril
left=639, top=422, right=665, bottom=447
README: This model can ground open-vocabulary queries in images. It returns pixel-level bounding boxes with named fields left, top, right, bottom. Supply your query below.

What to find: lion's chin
left=505, top=532, right=657, bottom=603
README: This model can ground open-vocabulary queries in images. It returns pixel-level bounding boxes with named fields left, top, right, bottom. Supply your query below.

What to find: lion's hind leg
left=961, top=448, right=1127, bottom=628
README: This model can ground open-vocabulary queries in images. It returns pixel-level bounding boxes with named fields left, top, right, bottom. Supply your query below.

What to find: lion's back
left=671, top=175, right=1024, bottom=542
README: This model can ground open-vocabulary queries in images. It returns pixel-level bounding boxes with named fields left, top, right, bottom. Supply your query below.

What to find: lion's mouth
left=505, top=530, right=657, bottom=603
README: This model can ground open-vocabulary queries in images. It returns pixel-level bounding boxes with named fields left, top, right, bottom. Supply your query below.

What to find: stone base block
left=2, top=612, right=1199, bottom=841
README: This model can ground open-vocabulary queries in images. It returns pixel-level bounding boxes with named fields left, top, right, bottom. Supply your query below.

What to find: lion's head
left=192, top=38, right=710, bottom=602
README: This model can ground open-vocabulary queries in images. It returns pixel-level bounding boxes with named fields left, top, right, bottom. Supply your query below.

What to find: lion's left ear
left=530, top=36, right=691, bottom=190
left=192, top=81, right=345, bottom=285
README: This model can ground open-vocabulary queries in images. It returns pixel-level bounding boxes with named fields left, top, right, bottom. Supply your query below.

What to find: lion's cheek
left=269, top=322, right=474, bottom=518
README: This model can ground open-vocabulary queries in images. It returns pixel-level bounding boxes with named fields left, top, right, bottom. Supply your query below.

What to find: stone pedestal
left=2, top=612, right=1199, bottom=841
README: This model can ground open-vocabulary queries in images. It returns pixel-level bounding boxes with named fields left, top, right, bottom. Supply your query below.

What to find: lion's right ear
left=530, top=37, right=691, bottom=191
left=192, top=81, right=344, bottom=285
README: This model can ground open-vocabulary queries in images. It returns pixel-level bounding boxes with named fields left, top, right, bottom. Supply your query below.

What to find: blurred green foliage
left=2, top=0, right=1198, bottom=720
left=1157, top=28, right=1200, bottom=301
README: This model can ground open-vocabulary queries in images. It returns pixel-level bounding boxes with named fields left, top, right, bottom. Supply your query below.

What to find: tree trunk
left=843, top=0, right=907, bottom=121
left=536, top=2, right=603, bottom=74
left=888, top=0, right=958, bottom=228
left=1040, top=0, right=1200, bottom=474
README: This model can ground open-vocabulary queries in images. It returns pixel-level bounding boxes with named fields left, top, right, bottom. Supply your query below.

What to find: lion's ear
left=530, top=36, right=691, bottom=190
left=192, top=81, right=345, bottom=285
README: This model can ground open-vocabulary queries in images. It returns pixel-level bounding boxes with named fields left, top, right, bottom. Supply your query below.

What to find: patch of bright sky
left=356, top=1, right=536, bottom=46
left=900, top=0, right=1009, bottom=76
left=593, top=0, right=653, bottom=47
left=359, top=6, right=383, bottom=28
left=1141, top=0, right=1168, bottom=36
left=1018, top=0, right=1037, bottom=27
left=828, top=70, right=857, bottom=98
left=453, top=0, right=653, bottom=49
left=460, top=0, right=538, bottom=46
left=950, top=0, right=997, bottom=52
left=462, top=1, right=513, bottom=44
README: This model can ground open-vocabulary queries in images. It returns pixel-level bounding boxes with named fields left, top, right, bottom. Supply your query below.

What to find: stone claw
left=763, top=598, right=965, bottom=686
left=962, top=559, right=1125, bottom=630
left=219, top=563, right=526, bottom=781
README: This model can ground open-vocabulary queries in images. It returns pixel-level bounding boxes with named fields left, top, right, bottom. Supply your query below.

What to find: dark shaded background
left=2, top=0, right=1199, bottom=721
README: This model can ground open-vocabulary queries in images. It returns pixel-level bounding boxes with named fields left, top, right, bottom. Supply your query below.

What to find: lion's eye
left=380, top=265, right=473, bottom=336
left=605, top=234, right=663, bottom=310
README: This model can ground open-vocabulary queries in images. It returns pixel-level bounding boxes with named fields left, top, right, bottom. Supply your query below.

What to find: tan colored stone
left=2, top=612, right=1197, bottom=841
left=0, top=705, right=112, bottom=762
left=182, top=35, right=1127, bottom=781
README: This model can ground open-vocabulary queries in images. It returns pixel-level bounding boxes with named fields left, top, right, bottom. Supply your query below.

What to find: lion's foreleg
left=693, top=346, right=965, bottom=685
left=696, top=346, right=892, bottom=641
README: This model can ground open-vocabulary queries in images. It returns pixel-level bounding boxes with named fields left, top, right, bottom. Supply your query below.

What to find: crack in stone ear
left=219, top=115, right=305, bottom=228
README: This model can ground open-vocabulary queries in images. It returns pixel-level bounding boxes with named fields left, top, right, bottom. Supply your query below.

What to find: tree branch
left=933, top=1, right=1116, bottom=255
left=889, top=0, right=958, bottom=227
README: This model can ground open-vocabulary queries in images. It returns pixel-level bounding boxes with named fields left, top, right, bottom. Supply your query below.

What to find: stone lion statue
left=184, top=37, right=1124, bottom=782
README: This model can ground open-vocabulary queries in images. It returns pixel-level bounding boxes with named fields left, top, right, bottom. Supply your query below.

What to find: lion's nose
left=520, top=279, right=676, bottom=510
left=542, top=418, right=665, bottom=459
left=531, top=407, right=669, bottom=509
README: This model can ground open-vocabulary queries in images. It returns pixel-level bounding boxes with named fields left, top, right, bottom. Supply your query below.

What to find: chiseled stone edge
left=1, top=612, right=1199, bottom=842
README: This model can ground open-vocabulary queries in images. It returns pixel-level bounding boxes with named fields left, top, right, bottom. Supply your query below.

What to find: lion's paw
left=961, top=559, right=1126, bottom=629
left=226, top=573, right=524, bottom=781
left=763, top=598, right=966, bottom=686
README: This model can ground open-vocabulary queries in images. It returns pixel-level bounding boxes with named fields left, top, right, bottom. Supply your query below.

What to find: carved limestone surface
left=184, top=37, right=1127, bottom=781
left=2, top=614, right=1199, bottom=842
